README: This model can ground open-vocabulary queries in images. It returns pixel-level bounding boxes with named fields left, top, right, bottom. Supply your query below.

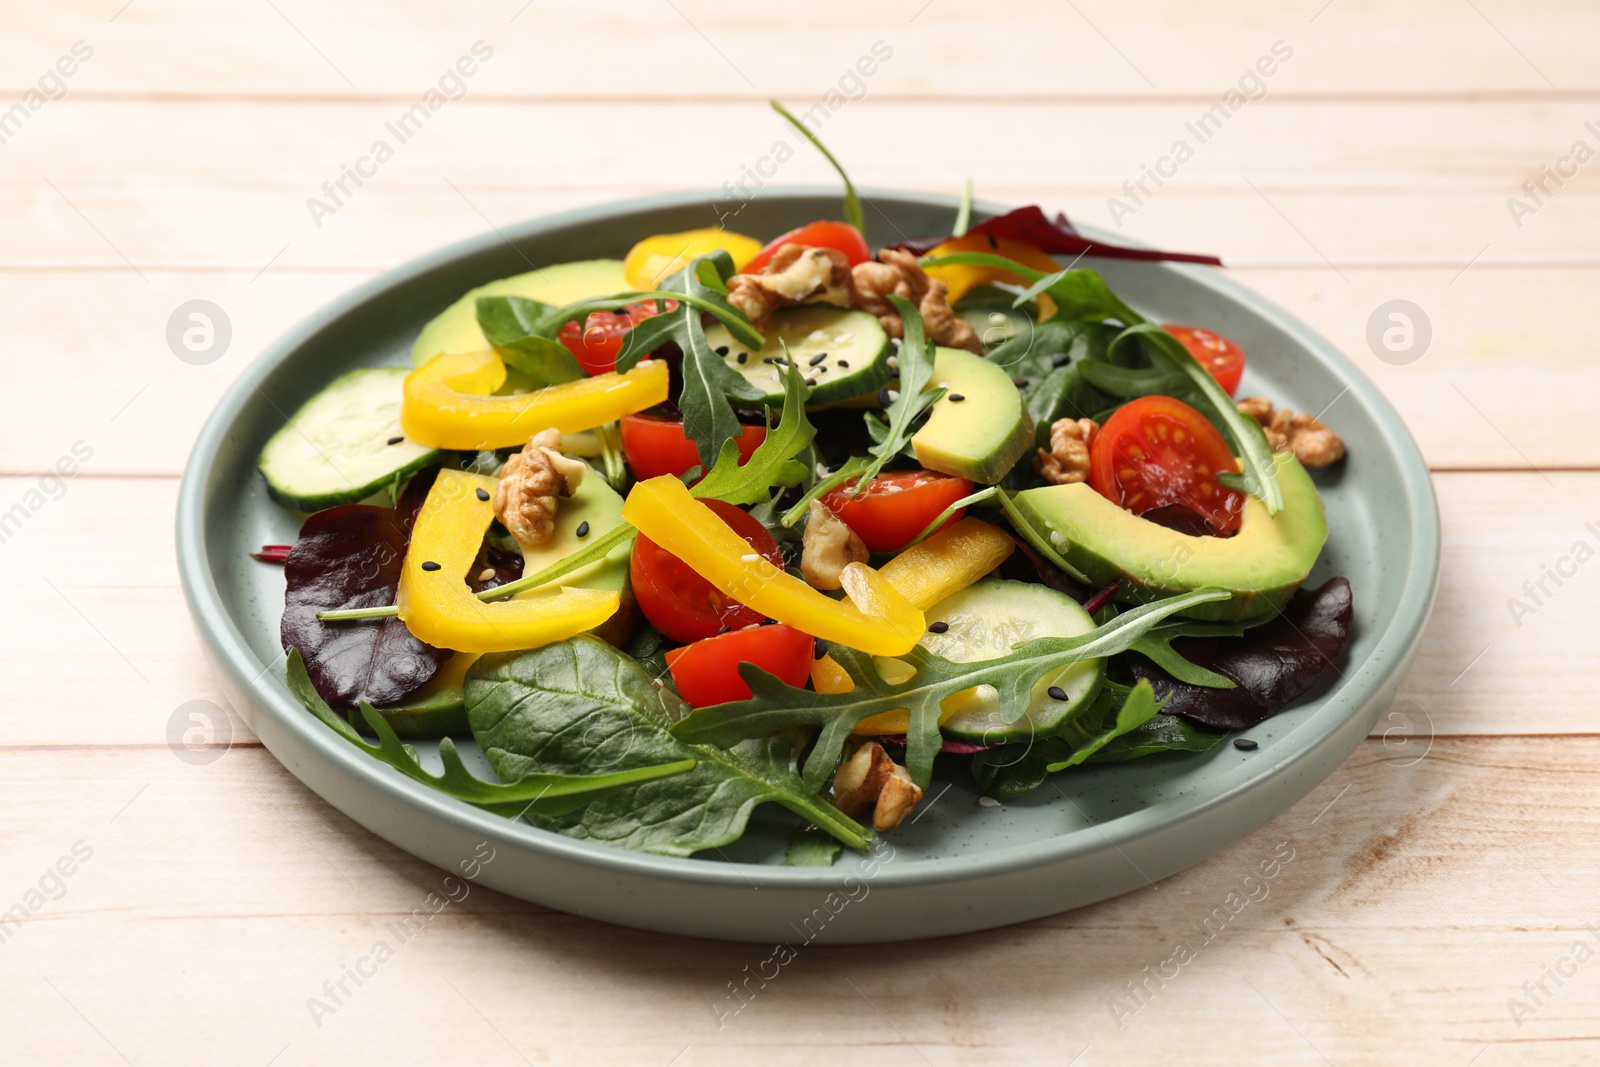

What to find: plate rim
left=176, top=185, right=1441, bottom=892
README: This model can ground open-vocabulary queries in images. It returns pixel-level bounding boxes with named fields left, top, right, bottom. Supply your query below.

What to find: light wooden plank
left=3, top=0, right=1595, bottom=98
left=1, top=99, right=1598, bottom=272
left=2, top=265, right=1589, bottom=477
left=0, top=470, right=1586, bottom=746
left=0, top=736, right=1596, bottom=1064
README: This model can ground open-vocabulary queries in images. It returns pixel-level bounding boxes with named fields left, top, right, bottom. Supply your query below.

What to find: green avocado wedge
left=911, top=346, right=1033, bottom=484
left=1011, top=452, right=1328, bottom=621
left=410, top=259, right=629, bottom=366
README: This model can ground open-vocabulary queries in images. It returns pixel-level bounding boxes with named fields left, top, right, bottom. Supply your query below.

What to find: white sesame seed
left=886, top=389, right=900, bottom=402
left=887, top=356, right=899, bottom=370
left=477, top=568, right=496, bottom=583
left=890, top=337, right=903, bottom=348
left=739, top=552, right=761, bottom=562
left=978, top=796, right=1001, bottom=808
left=988, top=312, right=1007, bottom=324
left=807, top=329, right=829, bottom=342
left=835, top=333, right=852, bottom=343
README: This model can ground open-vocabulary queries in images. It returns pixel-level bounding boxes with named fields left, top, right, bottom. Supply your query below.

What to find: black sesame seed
left=813, top=638, right=828, bottom=660
left=809, top=353, right=827, bottom=367
left=1012, top=378, right=1029, bottom=388
left=1047, top=685, right=1069, bottom=702
left=1052, top=354, right=1073, bottom=368
left=877, top=385, right=894, bottom=407
left=575, top=520, right=590, bottom=538
left=475, top=488, right=490, bottom=501
left=715, top=345, right=730, bottom=356
left=806, top=378, right=817, bottom=387
left=928, top=621, right=949, bottom=634
left=420, top=560, right=441, bottom=572
left=987, top=233, right=999, bottom=249
left=837, top=360, right=849, bottom=369
left=1233, top=738, right=1259, bottom=751
left=717, top=625, right=730, bottom=635
left=948, top=393, right=965, bottom=402
left=615, top=309, right=631, bottom=318
left=386, top=435, right=404, bottom=445
left=736, top=352, right=748, bottom=364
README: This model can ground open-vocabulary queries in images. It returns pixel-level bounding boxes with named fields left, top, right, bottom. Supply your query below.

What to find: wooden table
left=5, top=2, right=1595, bottom=1062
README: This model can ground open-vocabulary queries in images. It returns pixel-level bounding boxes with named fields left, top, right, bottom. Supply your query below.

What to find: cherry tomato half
left=620, top=414, right=767, bottom=481
left=664, top=623, right=814, bottom=708
left=822, top=470, right=975, bottom=554
left=558, top=299, right=677, bottom=376
left=1088, top=395, right=1245, bottom=537
left=1163, top=324, right=1246, bottom=397
left=742, top=220, right=872, bottom=274
left=630, top=500, right=784, bottom=643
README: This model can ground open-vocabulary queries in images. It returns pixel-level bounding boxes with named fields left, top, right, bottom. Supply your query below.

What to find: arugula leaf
left=970, top=679, right=1165, bottom=799
left=465, top=636, right=870, bottom=854
left=782, top=824, right=842, bottom=867
left=854, top=295, right=943, bottom=495
left=952, top=177, right=974, bottom=238
left=672, top=589, right=1228, bottom=791
left=779, top=454, right=868, bottom=528
left=1126, top=620, right=1247, bottom=689
left=771, top=100, right=865, bottom=234
left=921, top=252, right=1140, bottom=325
left=1109, top=323, right=1283, bottom=513
left=1087, top=714, right=1226, bottom=762
left=691, top=356, right=815, bottom=506
left=286, top=649, right=694, bottom=815
left=475, top=296, right=586, bottom=385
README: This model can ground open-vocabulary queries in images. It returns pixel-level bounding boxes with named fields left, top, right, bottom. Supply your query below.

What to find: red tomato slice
left=1088, top=395, right=1246, bottom=537
left=665, top=624, right=814, bottom=708
left=620, top=414, right=767, bottom=481
left=1163, top=324, right=1246, bottom=397
left=558, top=299, right=677, bottom=376
left=742, top=220, right=872, bottom=274
left=822, top=469, right=975, bottom=554
left=630, top=500, right=783, bottom=643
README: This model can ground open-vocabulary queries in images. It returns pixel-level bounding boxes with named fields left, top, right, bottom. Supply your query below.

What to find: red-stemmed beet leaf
left=892, top=205, right=1223, bottom=267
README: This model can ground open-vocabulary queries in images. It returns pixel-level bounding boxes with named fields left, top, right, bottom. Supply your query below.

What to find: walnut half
left=851, top=248, right=982, bottom=354
left=800, top=500, right=868, bottom=591
left=1034, top=417, right=1098, bottom=485
left=725, top=245, right=853, bottom=334
left=831, top=742, right=923, bottom=831
left=493, top=428, right=588, bottom=548
left=1236, top=397, right=1346, bottom=468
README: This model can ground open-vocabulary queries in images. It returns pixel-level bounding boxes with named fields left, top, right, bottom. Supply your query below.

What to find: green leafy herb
left=1087, top=714, right=1226, bottom=762
left=953, top=178, right=974, bottom=238
left=475, top=296, right=586, bottom=385
left=782, top=824, right=843, bottom=867
left=971, top=679, right=1165, bottom=799
left=1126, top=619, right=1248, bottom=689
left=691, top=356, right=815, bottom=506
left=672, top=589, right=1228, bottom=792
left=286, top=648, right=694, bottom=815
left=464, top=636, right=871, bottom=854
left=854, top=295, right=943, bottom=495
left=771, top=99, right=864, bottom=234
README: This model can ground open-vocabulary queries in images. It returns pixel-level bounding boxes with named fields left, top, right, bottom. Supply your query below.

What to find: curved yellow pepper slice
left=813, top=517, right=1016, bottom=733
left=400, top=351, right=669, bottom=451
left=397, top=469, right=619, bottom=653
left=923, top=234, right=1063, bottom=320
left=624, top=228, right=763, bottom=290
left=621, top=476, right=925, bottom=657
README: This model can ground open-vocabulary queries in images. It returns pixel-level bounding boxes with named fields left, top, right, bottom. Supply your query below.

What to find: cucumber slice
left=921, top=579, right=1103, bottom=743
left=258, top=368, right=440, bottom=511
left=703, top=306, right=891, bottom=406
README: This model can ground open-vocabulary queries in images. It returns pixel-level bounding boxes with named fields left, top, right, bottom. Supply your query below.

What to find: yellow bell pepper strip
left=813, top=517, right=1016, bottom=733
left=921, top=234, right=1063, bottom=318
left=621, top=475, right=926, bottom=657
left=396, top=469, right=619, bottom=653
left=623, top=228, right=763, bottom=290
left=400, top=350, right=669, bottom=451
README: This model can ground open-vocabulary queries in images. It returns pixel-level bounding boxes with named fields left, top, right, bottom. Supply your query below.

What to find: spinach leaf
left=854, top=295, right=942, bottom=492
left=281, top=503, right=447, bottom=708
left=465, top=637, right=870, bottom=855
left=782, top=825, right=842, bottom=867
left=690, top=357, right=814, bottom=506
left=971, top=679, right=1165, bottom=799
left=1125, top=620, right=1248, bottom=689
left=286, top=649, right=694, bottom=815
left=475, top=295, right=586, bottom=385
left=1087, top=715, right=1226, bottom=762
left=672, top=589, right=1228, bottom=792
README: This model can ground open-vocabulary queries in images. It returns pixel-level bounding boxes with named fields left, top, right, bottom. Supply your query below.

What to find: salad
left=261, top=104, right=1352, bottom=863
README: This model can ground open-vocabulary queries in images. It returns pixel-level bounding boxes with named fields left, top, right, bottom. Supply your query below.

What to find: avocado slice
left=1011, top=452, right=1328, bottom=622
left=411, top=259, right=629, bottom=366
left=366, top=650, right=479, bottom=739
left=912, top=346, right=1033, bottom=484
